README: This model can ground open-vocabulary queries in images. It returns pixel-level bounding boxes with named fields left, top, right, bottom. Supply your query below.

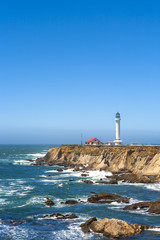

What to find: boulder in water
left=81, top=217, right=156, bottom=238
left=64, top=200, right=78, bottom=205
left=148, top=200, right=160, bottom=214
left=56, top=168, right=63, bottom=172
left=45, top=198, right=54, bottom=206
left=88, top=192, right=130, bottom=204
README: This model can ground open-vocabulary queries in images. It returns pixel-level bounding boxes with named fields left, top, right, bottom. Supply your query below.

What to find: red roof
left=86, top=138, right=103, bottom=143
left=86, top=138, right=96, bottom=143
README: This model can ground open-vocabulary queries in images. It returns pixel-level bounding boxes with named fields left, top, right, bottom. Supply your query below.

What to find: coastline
left=35, top=145, right=160, bottom=177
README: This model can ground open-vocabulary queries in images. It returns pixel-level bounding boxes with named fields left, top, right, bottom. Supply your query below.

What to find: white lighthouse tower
left=114, top=112, right=123, bottom=145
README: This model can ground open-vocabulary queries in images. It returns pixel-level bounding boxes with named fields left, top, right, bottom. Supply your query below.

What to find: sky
left=0, top=0, right=160, bottom=144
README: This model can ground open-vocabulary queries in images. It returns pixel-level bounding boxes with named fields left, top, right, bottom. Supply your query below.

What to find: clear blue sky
left=0, top=0, right=160, bottom=144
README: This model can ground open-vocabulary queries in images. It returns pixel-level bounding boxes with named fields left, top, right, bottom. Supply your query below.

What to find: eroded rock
left=81, top=217, right=156, bottom=238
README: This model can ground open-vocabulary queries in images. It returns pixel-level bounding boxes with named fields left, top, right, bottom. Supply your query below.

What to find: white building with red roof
left=85, top=138, right=103, bottom=145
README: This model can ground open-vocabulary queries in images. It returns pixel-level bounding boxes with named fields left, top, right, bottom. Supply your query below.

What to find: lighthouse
left=114, top=112, right=123, bottom=145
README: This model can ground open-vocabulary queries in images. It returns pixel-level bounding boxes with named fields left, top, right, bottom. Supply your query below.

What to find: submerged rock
left=88, top=192, right=130, bottom=204
left=9, top=220, right=24, bottom=226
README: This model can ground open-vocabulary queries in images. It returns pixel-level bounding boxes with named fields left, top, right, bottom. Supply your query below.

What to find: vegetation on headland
left=36, top=145, right=160, bottom=176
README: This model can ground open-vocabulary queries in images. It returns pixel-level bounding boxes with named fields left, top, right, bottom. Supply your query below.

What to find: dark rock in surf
left=81, top=173, right=89, bottom=177
left=83, top=180, right=93, bottom=184
left=44, top=213, right=78, bottom=219
left=45, top=198, right=54, bottom=206
left=96, top=179, right=118, bottom=184
left=56, top=168, right=63, bottom=172
left=123, top=201, right=152, bottom=211
left=148, top=200, right=160, bottom=214
left=88, top=192, right=130, bottom=204
left=64, top=200, right=78, bottom=205
left=80, top=217, right=97, bottom=233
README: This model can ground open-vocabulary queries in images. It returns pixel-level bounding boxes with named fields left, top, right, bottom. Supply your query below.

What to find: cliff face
left=36, top=145, right=160, bottom=175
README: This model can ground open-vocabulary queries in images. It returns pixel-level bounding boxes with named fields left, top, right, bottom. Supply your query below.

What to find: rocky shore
left=34, top=145, right=160, bottom=238
left=35, top=145, right=160, bottom=176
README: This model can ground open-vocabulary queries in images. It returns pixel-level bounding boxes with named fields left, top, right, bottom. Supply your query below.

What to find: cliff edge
left=36, top=145, right=160, bottom=176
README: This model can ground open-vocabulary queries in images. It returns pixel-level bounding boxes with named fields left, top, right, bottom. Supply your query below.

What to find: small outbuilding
left=85, top=138, right=103, bottom=145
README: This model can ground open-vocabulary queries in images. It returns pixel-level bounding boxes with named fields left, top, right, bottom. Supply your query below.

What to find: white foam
left=45, top=169, right=62, bottom=173
left=13, top=159, right=36, bottom=165
left=51, top=222, right=94, bottom=240
left=26, top=153, right=46, bottom=158
left=147, top=228, right=160, bottom=232
left=145, top=183, right=160, bottom=192
left=40, top=179, right=63, bottom=183
left=26, top=196, right=45, bottom=206
left=58, top=183, right=63, bottom=187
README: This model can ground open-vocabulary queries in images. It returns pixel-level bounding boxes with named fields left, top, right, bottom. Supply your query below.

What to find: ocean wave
left=26, top=153, right=46, bottom=158
left=145, top=183, right=160, bottom=192
left=52, top=222, right=94, bottom=240
left=118, top=181, right=160, bottom=192
left=13, top=160, right=36, bottom=165
left=147, top=228, right=160, bottom=232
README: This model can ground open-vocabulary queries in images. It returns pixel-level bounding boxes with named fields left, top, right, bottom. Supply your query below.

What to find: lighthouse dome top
left=116, top=112, right=120, bottom=118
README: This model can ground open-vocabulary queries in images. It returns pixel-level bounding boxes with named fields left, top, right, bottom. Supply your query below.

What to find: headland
left=35, top=145, right=160, bottom=177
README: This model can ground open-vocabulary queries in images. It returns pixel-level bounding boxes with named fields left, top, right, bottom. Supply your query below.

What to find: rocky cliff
left=36, top=145, right=160, bottom=176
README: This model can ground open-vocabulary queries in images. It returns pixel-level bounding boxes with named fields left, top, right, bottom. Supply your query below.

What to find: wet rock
left=8, top=163, right=13, bottom=165
left=81, top=174, right=89, bottom=177
left=96, top=179, right=118, bottom=184
left=83, top=180, right=93, bottom=184
left=45, top=198, right=54, bottom=206
left=123, top=201, right=152, bottom=211
left=109, top=173, right=153, bottom=184
left=81, top=225, right=91, bottom=233
left=73, top=165, right=84, bottom=171
left=56, top=168, right=63, bottom=172
left=64, top=200, right=78, bottom=205
left=47, top=175, right=51, bottom=177
left=88, top=192, right=130, bottom=204
left=148, top=200, right=160, bottom=214
left=123, top=200, right=160, bottom=215
left=80, top=217, right=97, bottom=233
left=45, top=213, right=78, bottom=219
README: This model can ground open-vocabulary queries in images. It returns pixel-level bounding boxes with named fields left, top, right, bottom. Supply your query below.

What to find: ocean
left=0, top=144, right=160, bottom=240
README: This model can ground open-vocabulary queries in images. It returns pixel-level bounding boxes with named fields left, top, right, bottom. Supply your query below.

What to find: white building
left=85, top=138, right=103, bottom=145
left=113, top=112, right=123, bottom=145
